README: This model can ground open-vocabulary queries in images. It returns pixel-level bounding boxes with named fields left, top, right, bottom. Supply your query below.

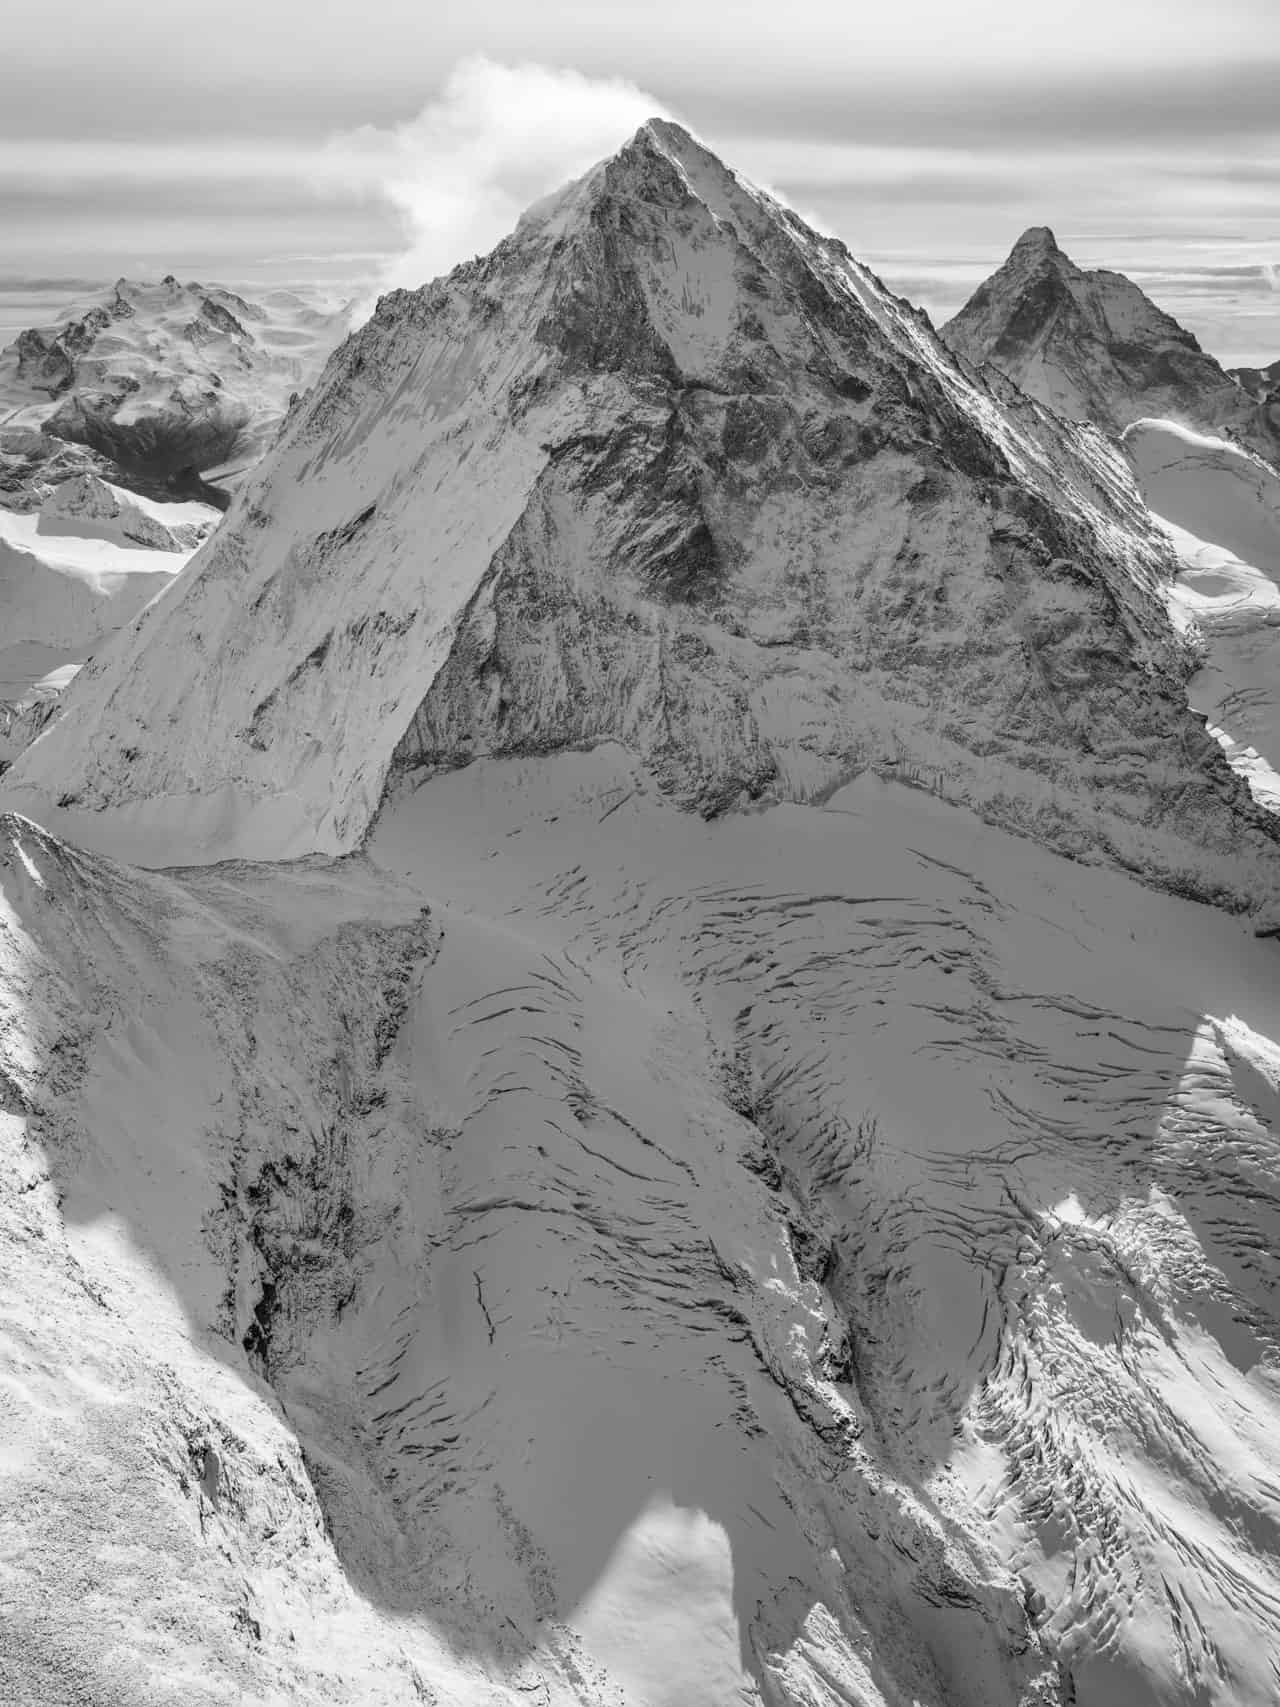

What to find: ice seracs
left=943, top=230, right=1280, bottom=465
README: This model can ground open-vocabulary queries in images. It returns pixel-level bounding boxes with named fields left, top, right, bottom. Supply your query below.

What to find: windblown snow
left=3, top=120, right=1280, bottom=1707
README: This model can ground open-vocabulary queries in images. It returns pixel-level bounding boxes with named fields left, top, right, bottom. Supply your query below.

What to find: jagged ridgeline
left=4, top=121, right=1277, bottom=905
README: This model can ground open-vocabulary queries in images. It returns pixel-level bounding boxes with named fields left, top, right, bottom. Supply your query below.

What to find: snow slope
left=1120, top=420, right=1280, bottom=811
left=5, top=754, right=1280, bottom=1705
left=942, top=231, right=1279, bottom=467
left=4, top=123, right=1275, bottom=910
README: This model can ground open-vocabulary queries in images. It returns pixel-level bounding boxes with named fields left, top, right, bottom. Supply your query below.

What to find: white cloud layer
left=323, top=57, right=669, bottom=295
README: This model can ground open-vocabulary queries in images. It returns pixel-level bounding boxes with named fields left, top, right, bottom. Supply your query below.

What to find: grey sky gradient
left=4, top=0, right=1279, bottom=363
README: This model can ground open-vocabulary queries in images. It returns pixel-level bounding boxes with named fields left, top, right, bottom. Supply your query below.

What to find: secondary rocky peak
left=1009, top=224, right=1063, bottom=262
left=4, top=125, right=1276, bottom=906
left=945, top=232, right=1279, bottom=461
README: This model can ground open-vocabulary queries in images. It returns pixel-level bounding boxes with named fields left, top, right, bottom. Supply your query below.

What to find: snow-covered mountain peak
left=944, top=232, right=1278, bottom=463
left=10, top=128, right=1280, bottom=1707
left=1007, top=225, right=1064, bottom=264
left=4, top=127, right=1277, bottom=908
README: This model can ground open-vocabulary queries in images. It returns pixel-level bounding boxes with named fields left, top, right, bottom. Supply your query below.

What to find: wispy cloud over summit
left=322, top=58, right=669, bottom=294
left=0, top=0, right=1277, bottom=361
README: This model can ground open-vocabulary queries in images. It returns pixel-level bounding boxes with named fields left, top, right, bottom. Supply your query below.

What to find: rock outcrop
left=943, top=230, right=1279, bottom=466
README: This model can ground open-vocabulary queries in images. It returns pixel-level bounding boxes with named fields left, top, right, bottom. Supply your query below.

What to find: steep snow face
left=943, top=233, right=1278, bottom=465
left=6, top=758, right=1280, bottom=1705
left=0, top=277, right=348, bottom=498
left=5, top=124, right=1276, bottom=903
left=1125, top=420, right=1280, bottom=810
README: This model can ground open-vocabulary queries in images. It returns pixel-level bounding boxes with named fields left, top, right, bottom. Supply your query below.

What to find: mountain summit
left=4, top=120, right=1275, bottom=901
left=7, top=121, right=1280, bottom=1707
left=943, top=231, right=1279, bottom=463
left=0, top=276, right=347, bottom=504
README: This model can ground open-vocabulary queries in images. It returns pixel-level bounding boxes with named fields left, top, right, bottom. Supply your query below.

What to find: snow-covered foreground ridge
left=4, top=121, right=1276, bottom=905
left=5, top=758, right=1280, bottom=1706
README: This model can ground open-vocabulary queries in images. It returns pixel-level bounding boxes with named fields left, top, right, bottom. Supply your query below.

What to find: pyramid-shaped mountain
left=944, top=229, right=1279, bottom=464
left=4, top=123, right=1275, bottom=902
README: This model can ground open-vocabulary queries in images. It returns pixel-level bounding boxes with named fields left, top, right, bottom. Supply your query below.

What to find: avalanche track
left=4, top=750, right=1280, bottom=1707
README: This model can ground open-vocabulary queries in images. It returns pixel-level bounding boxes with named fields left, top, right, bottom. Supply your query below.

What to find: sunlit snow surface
left=1124, top=420, right=1280, bottom=811
left=3, top=755, right=1280, bottom=1704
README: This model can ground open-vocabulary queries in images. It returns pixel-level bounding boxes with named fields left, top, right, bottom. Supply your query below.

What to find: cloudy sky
left=4, top=0, right=1280, bottom=362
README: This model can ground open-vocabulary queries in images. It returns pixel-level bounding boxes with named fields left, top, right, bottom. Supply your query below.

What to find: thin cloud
left=322, top=57, right=669, bottom=297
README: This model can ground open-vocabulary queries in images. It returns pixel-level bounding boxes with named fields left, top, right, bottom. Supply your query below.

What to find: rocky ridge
left=4, top=123, right=1276, bottom=909
left=942, top=230, right=1280, bottom=466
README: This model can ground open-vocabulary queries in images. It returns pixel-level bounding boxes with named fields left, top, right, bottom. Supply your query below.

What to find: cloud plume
left=326, top=58, right=669, bottom=301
